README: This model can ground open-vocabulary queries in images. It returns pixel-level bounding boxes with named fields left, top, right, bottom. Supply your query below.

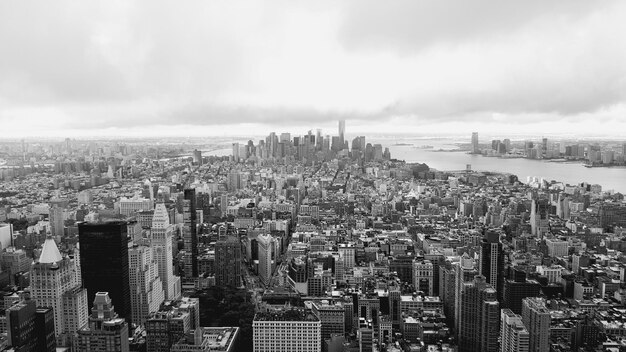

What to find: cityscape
left=2, top=1, right=626, bottom=352
left=0, top=121, right=624, bottom=351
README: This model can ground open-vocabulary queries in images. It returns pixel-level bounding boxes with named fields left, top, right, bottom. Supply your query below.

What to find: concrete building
left=129, top=244, right=165, bottom=325
left=151, top=203, right=181, bottom=300
left=253, top=309, right=321, bottom=352
left=31, top=236, right=88, bottom=347
left=500, top=309, right=529, bottom=352
left=521, top=298, right=550, bottom=352
left=74, top=292, right=129, bottom=352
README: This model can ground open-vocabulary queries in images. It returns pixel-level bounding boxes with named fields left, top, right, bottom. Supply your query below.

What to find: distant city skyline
left=1, top=1, right=626, bottom=138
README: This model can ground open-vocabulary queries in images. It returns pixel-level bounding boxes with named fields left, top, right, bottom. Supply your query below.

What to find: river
left=204, top=138, right=626, bottom=193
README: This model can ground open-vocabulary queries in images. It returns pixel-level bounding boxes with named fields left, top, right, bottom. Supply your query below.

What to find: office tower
left=454, top=253, right=478, bottom=334
left=31, top=236, right=88, bottom=346
left=339, top=244, right=355, bottom=270
left=35, top=307, right=57, bottom=352
left=227, top=171, right=241, bottom=191
left=521, top=298, right=550, bottom=352
left=480, top=230, right=504, bottom=298
left=49, top=205, right=65, bottom=238
left=128, top=244, right=165, bottom=325
left=183, top=189, right=198, bottom=278
left=413, top=260, right=434, bottom=296
left=192, top=149, right=202, bottom=165
left=146, top=298, right=200, bottom=352
left=6, top=299, right=56, bottom=352
left=78, top=221, right=132, bottom=323
left=232, top=143, right=240, bottom=162
left=389, top=286, right=401, bottom=328
left=215, top=236, right=242, bottom=287
left=257, top=234, right=274, bottom=286
left=471, top=132, right=479, bottom=154
left=151, top=203, right=181, bottom=300
left=530, top=199, right=550, bottom=238
left=458, top=275, right=500, bottom=352
left=338, top=120, right=345, bottom=148
left=74, top=292, right=130, bottom=352
left=500, top=309, right=529, bottom=352
left=253, top=310, right=321, bottom=352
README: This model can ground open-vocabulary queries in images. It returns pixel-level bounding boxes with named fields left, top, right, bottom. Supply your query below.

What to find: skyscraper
left=128, top=244, right=165, bottom=325
left=338, top=120, right=345, bottom=148
left=521, top=298, right=550, bottom=352
left=215, top=236, right=242, bottom=287
left=78, top=221, right=132, bottom=324
left=257, top=234, right=274, bottom=286
left=500, top=309, right=530, bottom=352
left=151, top=203, right=181, bottom=300
left=480, top=230, right=504, bottom=298
left=472, top=132, right=479, bottom=154
left=7, top=299, right=56, bottom=352
left=74, top=292, right=130, bottom=352
left=458, top=275, right=500, bottom=352
left=183, top=189, right=198, bottom=278
left=31, top=235, right=88, bottom=346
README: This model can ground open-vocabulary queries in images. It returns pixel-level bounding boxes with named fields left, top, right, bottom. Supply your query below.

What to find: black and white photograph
left=0, top=1, right=625, bottom=351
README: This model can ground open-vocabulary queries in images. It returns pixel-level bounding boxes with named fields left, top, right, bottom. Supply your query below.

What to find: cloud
left=0, top=0, right=625, bottom=136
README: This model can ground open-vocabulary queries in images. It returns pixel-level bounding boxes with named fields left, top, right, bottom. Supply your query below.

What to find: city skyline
left=1, top=1, right=626, bottom=138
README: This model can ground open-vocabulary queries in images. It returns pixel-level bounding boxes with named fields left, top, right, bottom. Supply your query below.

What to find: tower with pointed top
left=151, top=203, right=181, bottom=300
left=31, top=236, right=88, bottom=347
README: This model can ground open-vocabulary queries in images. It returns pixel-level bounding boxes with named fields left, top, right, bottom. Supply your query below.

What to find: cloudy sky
left=1, top=0, right=625, bottom=138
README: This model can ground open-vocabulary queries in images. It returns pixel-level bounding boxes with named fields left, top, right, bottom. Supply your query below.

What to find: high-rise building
left=338, top=120, right=345, bottom=148
left=31, top=236, right=88, bottom=346
left=471, top=132, right=479, bottom=154
left=458, top=275, right=500, bottom=352
left=151, top=203, right=181, bottom=300
left=530, top=199, right=550, bottom=238
left=253, top=310, right=321, bottom=352
left=215, top=236, right=242, bottom=287
left=78, top=221, right=132, bottom=324
left=454, top=253, right=478, bottom=334
left=183, top=189, right=198, bottom=278
left=49, top=205, right=65, bottom=238
left=6, top=299, right=56, bottom=352
left=128, top=244, right=165, bottom=325
left=500, top=309, right=529, bottom=352
left=480, top=230, right=504, bottom=298
left=521, top=298, right=550, bottom=352
left=74, top=292, right=130, bottom=352
left=257, top=234, right=274, bottom=286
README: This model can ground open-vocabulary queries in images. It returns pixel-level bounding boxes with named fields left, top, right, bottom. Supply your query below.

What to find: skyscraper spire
left=39, top=235, right=63, bottom=264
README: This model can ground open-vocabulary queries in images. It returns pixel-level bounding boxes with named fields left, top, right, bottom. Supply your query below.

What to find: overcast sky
left=1, top=0, right=625, bottom=138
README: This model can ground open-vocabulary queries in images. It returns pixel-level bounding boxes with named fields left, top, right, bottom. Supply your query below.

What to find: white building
left=151, top=203, right=181, bottom=300
left=129, top=244, right=165, bottom=325
left=30, top=236, right=88, bottom=347
left=500, top=309, right=529, bottom=352
left=253, top=310, right=321, bottom=352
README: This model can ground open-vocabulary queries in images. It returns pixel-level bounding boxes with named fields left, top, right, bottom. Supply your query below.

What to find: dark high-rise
left=78, top=221, right=131, bottom=323
left=480, top=230, right=504, bottom=299
left=183, top=188, right=198, bottom=277
left=215, top=236, right=242, bottom=287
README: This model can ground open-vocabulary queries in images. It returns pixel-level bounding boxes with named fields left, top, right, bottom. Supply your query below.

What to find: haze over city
left=1, top=0, right=626, bottom=137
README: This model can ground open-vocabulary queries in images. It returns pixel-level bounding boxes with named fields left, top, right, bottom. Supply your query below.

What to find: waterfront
left=387, top=142, right=626, bottom=194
